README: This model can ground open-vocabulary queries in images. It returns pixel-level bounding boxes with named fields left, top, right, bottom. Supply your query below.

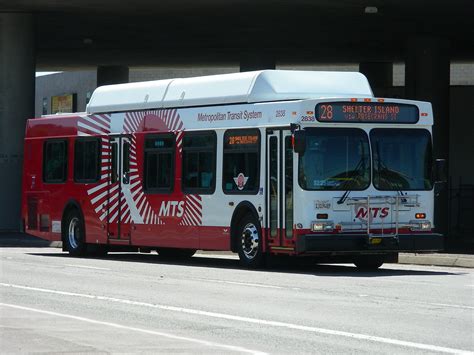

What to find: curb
left=398, top=253, right=474, bottom=268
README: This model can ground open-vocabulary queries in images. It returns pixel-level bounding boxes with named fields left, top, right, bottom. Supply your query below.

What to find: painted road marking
left=350, top=293, right=474, bottom=311
left=1, top=283, right=471, bottom=354
left=0, top=303, right=266, bottom=355
left=192, top=277, right=301, bottom=290
left=65, top=264, right=111, bottom=271
left=424, top=302, right=474, bottom=310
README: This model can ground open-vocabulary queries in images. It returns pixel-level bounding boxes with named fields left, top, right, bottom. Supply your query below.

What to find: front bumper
left=296, top=233, right=443, bottom=254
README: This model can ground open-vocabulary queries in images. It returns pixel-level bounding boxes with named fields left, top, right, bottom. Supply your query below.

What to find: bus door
left=266, top=129, right=294, bottom=248
left=108, top=136, right=132, bottom=244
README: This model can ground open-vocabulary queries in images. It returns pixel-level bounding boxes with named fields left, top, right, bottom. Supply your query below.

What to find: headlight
left=311, top=221, right=334, bottom=232
left=409, top=220, right=431, bottom=231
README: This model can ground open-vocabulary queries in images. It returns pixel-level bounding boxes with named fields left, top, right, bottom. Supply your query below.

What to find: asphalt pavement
left=0, top=233, right=473, bottom=354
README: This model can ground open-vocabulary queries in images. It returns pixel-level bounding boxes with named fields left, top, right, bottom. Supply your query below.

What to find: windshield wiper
left=337, top=188, right=351, bottom=205
left=374, top=142, right=406, bottom=196
left=337, top=156, right=367, bottom=205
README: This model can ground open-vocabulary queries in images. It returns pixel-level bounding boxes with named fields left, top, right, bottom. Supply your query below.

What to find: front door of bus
left=108, top=136, right=132, bottom=243
left=266, top=130, right=294, bottom=248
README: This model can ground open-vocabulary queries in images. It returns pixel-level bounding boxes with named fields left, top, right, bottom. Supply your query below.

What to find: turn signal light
left=317, top=213, right=328, bottom=219
left=415, top=213, right=426, bottom=219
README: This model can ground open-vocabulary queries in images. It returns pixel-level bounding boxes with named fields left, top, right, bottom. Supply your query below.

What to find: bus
left=22, top=70, right=445, bottom=269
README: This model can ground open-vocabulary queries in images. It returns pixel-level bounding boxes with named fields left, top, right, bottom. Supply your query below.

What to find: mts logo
left=355, top=207, right=389, bottom=219
left=159, top=201, right=185, bottom=217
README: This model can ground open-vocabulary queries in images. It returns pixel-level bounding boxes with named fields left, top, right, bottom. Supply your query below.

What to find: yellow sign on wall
left=51, top=94, right=75, bottom=114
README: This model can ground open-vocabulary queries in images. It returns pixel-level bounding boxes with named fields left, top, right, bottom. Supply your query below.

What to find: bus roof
left=86, top=70, right=373, bottom=114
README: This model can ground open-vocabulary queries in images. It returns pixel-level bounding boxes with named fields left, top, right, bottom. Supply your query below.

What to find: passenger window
left=182, top=132, right=216, bottom=194
left=223, top=129, right=260, bottom=194
left=74, top=139, right=100, bottom=183
left=144, top=134, right=175, bottom=192
left=43, top=140, right=68, bottom=183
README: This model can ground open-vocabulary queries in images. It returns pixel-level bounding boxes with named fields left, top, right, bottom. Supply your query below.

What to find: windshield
left=371, top=129, right=433, bottom=190
left=298, top=128, right=370, bottom=190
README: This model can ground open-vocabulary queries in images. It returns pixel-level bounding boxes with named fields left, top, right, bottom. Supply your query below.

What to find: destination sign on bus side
left=315, top=102, right=419, bottom=123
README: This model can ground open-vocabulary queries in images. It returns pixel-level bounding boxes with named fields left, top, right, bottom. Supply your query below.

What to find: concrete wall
left=36, top=70, right=96, bottom=115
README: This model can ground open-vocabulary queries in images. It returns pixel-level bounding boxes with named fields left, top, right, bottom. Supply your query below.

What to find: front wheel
left=354, top=255, right=385, bottom=270
left=64, top=210, right=87, bottom=257
left=236, top=214, right=265, bottom=269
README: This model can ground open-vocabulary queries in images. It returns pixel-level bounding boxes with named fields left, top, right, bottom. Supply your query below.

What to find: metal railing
left=344, top=195, right=420, bottom=237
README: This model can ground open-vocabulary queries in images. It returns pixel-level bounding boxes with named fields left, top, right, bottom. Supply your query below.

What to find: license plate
left=369, top=237, right=382, bottom=245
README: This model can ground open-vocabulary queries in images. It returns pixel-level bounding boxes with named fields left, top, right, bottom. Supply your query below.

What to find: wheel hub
left=241, top=223, right=259, bottom=259
left=68, top=217, right=80, bottom=250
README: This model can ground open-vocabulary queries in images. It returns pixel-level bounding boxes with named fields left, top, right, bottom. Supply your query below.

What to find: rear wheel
left=236, top=214, right=265, bottom=268
left=354, top=255, right=385, bottom=270
left=88, top=244, right=108, bottom=257
left=64, top=210, right=87, bottom=257
left=157, top=248, right=196, bottom=259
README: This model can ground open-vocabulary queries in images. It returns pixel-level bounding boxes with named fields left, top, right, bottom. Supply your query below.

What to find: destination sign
left=315, top=102, right=419, bottom=123
left=224, top=129, right=260, bottom=150
left=227, top=135, right=258, bottom=145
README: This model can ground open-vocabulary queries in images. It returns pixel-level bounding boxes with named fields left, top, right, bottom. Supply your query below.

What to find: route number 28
left=319, top=105, right=333, bottom=120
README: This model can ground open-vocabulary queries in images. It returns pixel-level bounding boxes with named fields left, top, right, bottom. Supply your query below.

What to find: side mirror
left=293, top=130, right=306, bottom=155
left=434, top=159, right=447, bottom=183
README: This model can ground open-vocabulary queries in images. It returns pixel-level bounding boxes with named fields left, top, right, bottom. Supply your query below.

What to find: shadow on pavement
left=0, top=233, right=54, bottom=248
left=26, top=251, right=463, bottom=277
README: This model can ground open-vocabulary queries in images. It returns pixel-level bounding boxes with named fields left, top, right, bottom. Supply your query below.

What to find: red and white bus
left=22, top=70, right=444, bottom=269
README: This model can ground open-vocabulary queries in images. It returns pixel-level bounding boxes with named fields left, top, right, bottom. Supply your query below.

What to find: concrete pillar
left=97, top=65, right=129, bottom=87
left=0, top=14, right=35, bottom=231
left=240, top=52, right=275, bottom=72
left=405, top=36, right=450, bottom=236
left=359, top=62, right=393, bottom=96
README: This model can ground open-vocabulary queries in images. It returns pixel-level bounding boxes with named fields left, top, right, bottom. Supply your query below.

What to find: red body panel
left=21, top=112, right=233, bottom=251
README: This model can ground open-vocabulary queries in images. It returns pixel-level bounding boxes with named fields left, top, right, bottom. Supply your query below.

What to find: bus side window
left=43, top=139, right=68, bottom=183
left=74, top=138, right=100, bottom=183
left=144, top=134, right=175, bottom=193
left=182, top=131, right=216, bottom=194
left=222, top=129, right=260, bottom=194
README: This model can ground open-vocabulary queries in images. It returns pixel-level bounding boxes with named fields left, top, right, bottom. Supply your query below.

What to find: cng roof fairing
left=86, top=70, right=373, bottom=114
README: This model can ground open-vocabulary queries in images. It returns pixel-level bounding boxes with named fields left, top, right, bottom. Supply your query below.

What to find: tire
left=354, top=255, right=385, bottom=270
left=88, top=244, right=108, bottom=257
left=236, top=214, right=265, bottom=269
left=63, top=210, right=87, bottom=257
left=157, top=248, right=196, bottom=259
